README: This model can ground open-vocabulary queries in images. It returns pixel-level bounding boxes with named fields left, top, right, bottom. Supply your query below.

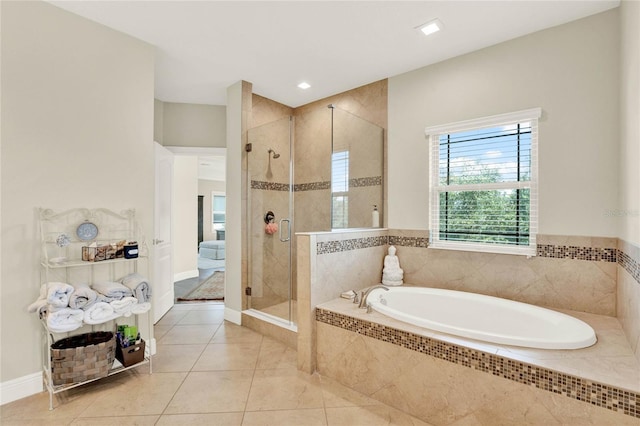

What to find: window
left=212, top=193, right=226, bottom=231
left=331, top=150, right=349, bottom=229
left=426, top=108, right=541, bottom=256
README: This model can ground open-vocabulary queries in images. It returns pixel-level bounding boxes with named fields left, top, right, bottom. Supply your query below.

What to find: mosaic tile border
left=294, top=181, right=331, bottom=192
left=350, top=176, right=382, bottom=188
left=317, top=236, right=387, bottom=255
left=317, top=235, right=432, bottom=254
left=537, top=245, right=617, bottom=262
left=316, top=308, right=639, bottom=419
left=253, top=177, right=381, bottom=192
left=251, top=180, right=290, bottom=191
left=388, top=236, right=430, bottom=248
left=619, top=249, right=640, bottom=285
left=317, top=233, right=629, bottom=266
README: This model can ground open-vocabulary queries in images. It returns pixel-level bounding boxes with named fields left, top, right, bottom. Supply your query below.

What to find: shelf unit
left=38, top=208, right=152, bottom=410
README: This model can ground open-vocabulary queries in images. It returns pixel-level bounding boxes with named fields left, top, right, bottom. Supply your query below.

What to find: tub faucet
left=358, top=285, right=389, bottom=309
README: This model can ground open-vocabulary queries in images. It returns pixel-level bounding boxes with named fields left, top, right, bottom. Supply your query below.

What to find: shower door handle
left=279, top=218, right=290, bottom=242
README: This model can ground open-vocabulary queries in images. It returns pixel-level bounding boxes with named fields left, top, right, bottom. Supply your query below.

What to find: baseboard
left=174, top=269, right=198, bottom=282
left=224, top=307, right=242, bottom=325
left=0, top=372, right=43, bottom=405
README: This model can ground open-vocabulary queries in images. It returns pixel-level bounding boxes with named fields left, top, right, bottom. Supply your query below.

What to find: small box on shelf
left=115, top=324, right=144, bottom=367
left=82, top=241, right=126, bottom=262
left=116, top=339, right=145, bottom=367
left=124, top=241, right=138, bottom=259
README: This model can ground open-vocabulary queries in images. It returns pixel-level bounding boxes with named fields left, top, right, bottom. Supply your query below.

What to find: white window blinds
left=332, top=151, right=349, bottom=228
left=426, top=108, right=541, bottom=256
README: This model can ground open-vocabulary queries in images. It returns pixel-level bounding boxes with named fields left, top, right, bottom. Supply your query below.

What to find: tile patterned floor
left=1, top=302, right=430, bottom=426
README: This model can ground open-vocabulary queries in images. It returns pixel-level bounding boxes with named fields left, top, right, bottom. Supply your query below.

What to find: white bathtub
left=366, top=286, right=597, bottom=350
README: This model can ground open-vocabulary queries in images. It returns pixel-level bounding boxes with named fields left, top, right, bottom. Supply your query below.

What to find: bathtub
left=365, top=286, right=597, bottom=350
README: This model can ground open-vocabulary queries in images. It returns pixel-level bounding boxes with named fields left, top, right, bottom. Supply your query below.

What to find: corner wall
left=618, top=0, right=640, bottom=362
left=0, top=0, right=155, bottom=399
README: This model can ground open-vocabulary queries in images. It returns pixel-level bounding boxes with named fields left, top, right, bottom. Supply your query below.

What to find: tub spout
left=358, top=285, right=389, bottom=309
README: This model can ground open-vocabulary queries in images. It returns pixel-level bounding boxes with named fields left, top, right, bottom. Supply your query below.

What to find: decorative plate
left=76, top=221, right=99, bottom=241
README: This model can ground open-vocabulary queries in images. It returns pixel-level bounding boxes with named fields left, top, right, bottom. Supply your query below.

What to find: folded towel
left=110, top=296, right=138, bottom=317
left=83, top=302, right=119, bottom=325
left=46, top=308, right=84, bottom=333
left=119, top=273, right=152, bottom=303
left=68, top=283, right=98, bottom=309
left=91, top=281, right=133, bottom=300
left=130, top=302, right=151, bottom=315
left=27, top=298, right=48, bottom=315
left=45, top=282, right=74, bottom=308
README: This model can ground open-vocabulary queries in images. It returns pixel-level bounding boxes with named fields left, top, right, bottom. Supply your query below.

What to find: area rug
left=177, top=271, right=224, bottom=301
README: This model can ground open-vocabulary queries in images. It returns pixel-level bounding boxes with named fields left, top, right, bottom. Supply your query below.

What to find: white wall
left=619, top=1, right=640, bottom=246
left=1, top=0, right=154, bottom=389
left=199, top=179, right=226, bottom=242
left=161, top=102, right=226, bottom=148
left=154, top=98, right=164, bottom=144
left=173, top=156, right=199, bottom=280
left=388, top=10, right=619, bottom=238
left=224, top=81, right=244, bottom=324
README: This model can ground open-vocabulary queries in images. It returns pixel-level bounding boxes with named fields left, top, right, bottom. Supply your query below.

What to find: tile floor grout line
left=239, top=333, right=264, bottom=425
left=154, top=303, right=217, bottom=424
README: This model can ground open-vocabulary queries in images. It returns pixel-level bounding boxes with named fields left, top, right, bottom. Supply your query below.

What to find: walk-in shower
left=247, top=117, right=295, bottom=326
left=245, top=106, right=384, bottom=328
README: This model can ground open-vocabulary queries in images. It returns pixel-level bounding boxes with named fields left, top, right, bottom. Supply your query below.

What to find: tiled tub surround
left=296, top=228, right=640, bottom=422
left=618, top=238, right=640, bottom=364
left=316, top=299, right=640, bottom=424
left=296, top=229, right=389, bottom=373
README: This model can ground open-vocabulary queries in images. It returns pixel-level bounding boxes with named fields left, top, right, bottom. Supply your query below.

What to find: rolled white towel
left=68, top=283, right=98, bottom=309
left=110, top=296, right=138, bottom=317
left=45, top=282, right=74, bottom=308
left=130, top=302, right=151, bottom=315
left=27, top=298, right=47, bottom=315
left=83, top=302, right=119, bottom=325
left=119, top=273, right=152, bottom=303
left=91, top=281, right=133, bottom=300
left=46, top=308, right=84, bottom=333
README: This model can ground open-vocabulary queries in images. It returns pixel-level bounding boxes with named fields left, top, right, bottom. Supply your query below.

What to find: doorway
left=166, top=147, right=226, bottom=304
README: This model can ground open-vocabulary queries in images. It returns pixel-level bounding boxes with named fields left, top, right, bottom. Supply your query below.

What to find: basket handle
left=126, top=346, right=141, bottom=354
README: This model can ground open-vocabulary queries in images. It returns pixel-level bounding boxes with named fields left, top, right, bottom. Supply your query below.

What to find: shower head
left=268, top=148, right=280, bottom=159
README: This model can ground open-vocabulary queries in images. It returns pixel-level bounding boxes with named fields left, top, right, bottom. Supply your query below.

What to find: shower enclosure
left=247, top=117, right=295, bottom=324
left=246, top=107, right=384, bottom=327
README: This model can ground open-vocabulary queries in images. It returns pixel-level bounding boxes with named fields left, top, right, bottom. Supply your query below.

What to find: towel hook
left=264, top=211, right=275, bottom=224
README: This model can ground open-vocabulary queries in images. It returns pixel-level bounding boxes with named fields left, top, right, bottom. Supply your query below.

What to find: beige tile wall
left=296, top=229, right=388, bottom=373
left=618, top=239, right=640, bottom=363
left=316, top=321, right=639, bottom=425
left=246, top=80, right=388, bottom=318
left=247, top=96, right=295, bottom=312
left=399, top=233, right=618, bottom=316
left=297, top=228, right=640, bottom=379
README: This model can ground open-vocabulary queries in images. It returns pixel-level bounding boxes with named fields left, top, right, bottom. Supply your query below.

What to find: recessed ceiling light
left=297, top=82, right=311, bottom=90
left=417, top=19, right=443, bottom=36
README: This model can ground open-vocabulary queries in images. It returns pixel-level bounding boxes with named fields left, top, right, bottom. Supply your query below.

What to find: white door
left=153, top=142, right=174, bottom=323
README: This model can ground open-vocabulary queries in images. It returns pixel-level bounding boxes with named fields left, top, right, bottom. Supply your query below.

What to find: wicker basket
left=50, top=331, right=116, bottom=386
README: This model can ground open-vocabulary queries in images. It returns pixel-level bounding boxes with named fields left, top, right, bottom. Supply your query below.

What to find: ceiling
left=48, top=1, right=619, bottom=108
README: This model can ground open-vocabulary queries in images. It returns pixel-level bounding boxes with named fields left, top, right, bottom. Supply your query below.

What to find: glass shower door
left=247, top=116, right=294, bottom=325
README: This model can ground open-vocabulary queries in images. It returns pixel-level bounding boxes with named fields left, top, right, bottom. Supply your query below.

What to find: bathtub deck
left=317, top=297, right=640, bottom=394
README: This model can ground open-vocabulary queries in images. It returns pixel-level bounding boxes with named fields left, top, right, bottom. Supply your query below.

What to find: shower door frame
left=246, top=116, right=295, bottom=326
